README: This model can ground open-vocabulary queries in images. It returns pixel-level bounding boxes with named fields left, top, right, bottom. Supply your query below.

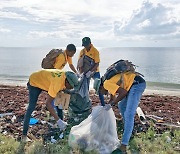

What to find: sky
left=0, top=0, right=180, bottom=47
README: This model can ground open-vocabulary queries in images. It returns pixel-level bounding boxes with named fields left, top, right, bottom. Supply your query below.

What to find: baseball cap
left=65, top=71, right=78, bottom=88
left=82, top=37, right=91, bottom=46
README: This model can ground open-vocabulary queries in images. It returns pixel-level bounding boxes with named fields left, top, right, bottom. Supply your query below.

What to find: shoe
left=111, top=148, right=127, bottom=154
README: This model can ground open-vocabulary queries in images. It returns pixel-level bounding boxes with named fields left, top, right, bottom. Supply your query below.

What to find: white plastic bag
left=68, top=106, right=119, bottom=154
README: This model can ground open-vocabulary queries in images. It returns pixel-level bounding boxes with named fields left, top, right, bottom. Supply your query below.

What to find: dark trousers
left=23, top=82, right=42, bottom=135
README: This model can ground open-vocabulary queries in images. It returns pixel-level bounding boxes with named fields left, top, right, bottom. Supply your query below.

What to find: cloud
left=0, top=27, right=11, bottom=33
left=114, top=1, right=180, bottom=40
left=28, top=30, right=81, bottom=39
left=0, top=0, right=180, bottom=47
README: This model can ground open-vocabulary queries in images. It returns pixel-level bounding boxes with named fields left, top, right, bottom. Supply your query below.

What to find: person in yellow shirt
left=52, top=44, right=77, bottom=120
left=78, top=37, right=105, bottom=106
left=22, top=69, right=78, bottom=141
left=94, top=71, right=146, bottom=153
left=54, top=44, right=77, bottom=73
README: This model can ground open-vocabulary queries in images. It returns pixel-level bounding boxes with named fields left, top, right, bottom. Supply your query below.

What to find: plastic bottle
left=136, top=107, right=147, bottom=124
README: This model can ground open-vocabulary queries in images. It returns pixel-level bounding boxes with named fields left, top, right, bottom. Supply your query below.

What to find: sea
left=0, top=47, right=180, bottom=91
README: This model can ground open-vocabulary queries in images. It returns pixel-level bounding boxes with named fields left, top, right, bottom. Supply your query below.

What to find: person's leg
left=118, top=97, right=127, bottom=120
left=23, top=83, right=42, bottom=136
left=121, top=82, right=146, bottom=146
left=51, top=99, right=63, bottom=120
left=56, top=106, right=63, bottom=120
left=93, top=72, right=105, bottom=106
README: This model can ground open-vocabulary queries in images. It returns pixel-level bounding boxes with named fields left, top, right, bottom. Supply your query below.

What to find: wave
left=146, top=81, right=180, bottom=91
left=0, top=74, right=29, bottom=79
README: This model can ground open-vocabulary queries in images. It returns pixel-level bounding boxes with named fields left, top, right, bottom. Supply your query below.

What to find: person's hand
left=104, top=104, right=112, bottom=111
left=110, top=101, right=115, bottom=106
left=57, top=119, right=68, bottom=131
left=76, top=72, right=81, bottom=78
left=85, top=71, right=92, bottom=78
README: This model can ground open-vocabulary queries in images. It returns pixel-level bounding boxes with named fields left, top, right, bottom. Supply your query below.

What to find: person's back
left=103, top=72, right=136, bottom=96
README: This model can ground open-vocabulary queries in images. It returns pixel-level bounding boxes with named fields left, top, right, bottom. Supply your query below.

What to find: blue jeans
left=92, top=72, right=105, bottom=106
left=118, top=82, right=146, bottom=145
left=23, top=82, right=42, bottom=135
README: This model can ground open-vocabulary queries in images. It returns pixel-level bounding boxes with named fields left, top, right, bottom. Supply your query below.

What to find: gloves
left=104, top=104, right=112, bottom=111
left=85, top=71, right=92, bottom=78
left=57, top=119, right=68, bottom=131
left=76, top=72, right=81, bottom=78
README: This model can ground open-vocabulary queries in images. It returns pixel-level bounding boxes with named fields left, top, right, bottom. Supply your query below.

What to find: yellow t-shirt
left=29, top=69, right=66, bottom=98
left=103, top=72, right=136, bottom=96
left=79, top=44, right=100, bottom=72
left=54, top=51, right=72, bottom=69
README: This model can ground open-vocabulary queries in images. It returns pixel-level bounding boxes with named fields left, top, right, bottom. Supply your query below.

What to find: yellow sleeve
left=94, top=49, right=100, bottom=63
left=104, top=80, right=119, bottom=96
left=67, top=56, right=72, bottom=65
left=78, top=50, right=84, bottom=60
left=54, top=54, right=66, bottom=69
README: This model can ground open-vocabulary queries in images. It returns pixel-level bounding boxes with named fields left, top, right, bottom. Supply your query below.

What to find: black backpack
left=102, top=60, right=143, bottom=82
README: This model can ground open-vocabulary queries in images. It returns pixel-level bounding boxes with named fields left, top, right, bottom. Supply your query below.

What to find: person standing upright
left=78, top=37, right=105, bottom=106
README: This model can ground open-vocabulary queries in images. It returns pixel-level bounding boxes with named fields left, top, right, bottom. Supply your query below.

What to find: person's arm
left=85, top=62, right=99, bottom=77
left=109, top=94, right=115, bottom=103
left=46, top=94, right=59, bottom=121
left=90, top=63, right=99, bottom=72
left=69, top=64, right=77, bottom=73
left=110, top=87, right=128, bottom=105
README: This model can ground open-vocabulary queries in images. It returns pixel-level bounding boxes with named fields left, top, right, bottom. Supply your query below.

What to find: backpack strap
left=61, top=50, right=67, bottom=67
left=116, top=73, right=125, bottom=88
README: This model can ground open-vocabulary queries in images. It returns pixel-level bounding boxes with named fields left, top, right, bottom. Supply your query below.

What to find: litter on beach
left=29, top=118, right=39, bottom=125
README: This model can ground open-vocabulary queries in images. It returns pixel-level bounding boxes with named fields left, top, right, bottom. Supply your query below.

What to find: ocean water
left=0, top=47, right=180, bottom=90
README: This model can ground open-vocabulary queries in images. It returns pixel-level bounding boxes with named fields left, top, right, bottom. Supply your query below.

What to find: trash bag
left=68, top=106, right=119, bottom=154
left=69, top=93, right=91, bottom=114
left=66, top=75, right=91, bottom=114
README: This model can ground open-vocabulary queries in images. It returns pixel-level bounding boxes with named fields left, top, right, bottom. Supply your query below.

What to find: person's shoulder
left=57, top=52, right=65, bottom=59
left=91, top=45, right=99, bottom=53
left=79, top=48, right=85, bottom=55
left=80, top=48, right=84, bottom=52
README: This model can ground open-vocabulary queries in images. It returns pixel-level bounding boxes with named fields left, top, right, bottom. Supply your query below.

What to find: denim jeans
left=23, top=82, right=42, bottom=135
left=118, top=82, right=146, bottom=145
left=92, top=72, right=105, bottom=106
left=51, top=100, right=63, bottom=120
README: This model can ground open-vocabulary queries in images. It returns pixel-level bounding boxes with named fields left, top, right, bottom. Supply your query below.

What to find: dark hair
left=66, top=44, right=76, bottom=52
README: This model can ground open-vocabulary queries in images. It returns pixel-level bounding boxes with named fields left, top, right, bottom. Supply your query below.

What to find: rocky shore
left=0, top=84, right=180, bottom=140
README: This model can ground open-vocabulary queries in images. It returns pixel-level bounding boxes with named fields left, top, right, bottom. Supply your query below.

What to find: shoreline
left=0, top=83, right=180, bottom=97
left=144, top=89, right=180, bottom=97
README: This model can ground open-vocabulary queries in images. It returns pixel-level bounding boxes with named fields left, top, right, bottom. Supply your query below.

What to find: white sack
left=68, top=106, right=119, bottom=154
